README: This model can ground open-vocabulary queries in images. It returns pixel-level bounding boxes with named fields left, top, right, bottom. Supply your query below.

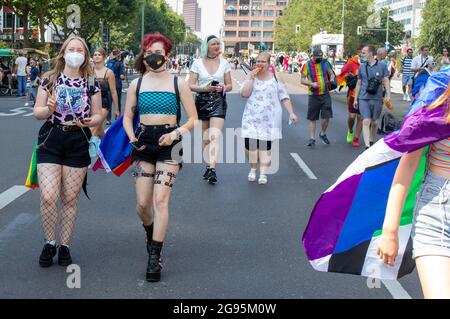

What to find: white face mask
left=64, top=52, right=85, bottom=68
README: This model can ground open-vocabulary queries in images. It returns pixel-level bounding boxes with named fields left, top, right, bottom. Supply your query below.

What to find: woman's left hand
left=289, top=113, right=299, bottom=125
left=215, top=84, right=224, bottom=93
left=159, top=131, right=177, bottom=146
left=76, top=118, right=92, bottom=128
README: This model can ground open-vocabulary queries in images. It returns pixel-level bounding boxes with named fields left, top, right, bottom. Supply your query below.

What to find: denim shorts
left=412, top=171, right=450, bottom=259
left=131, top=124, right=183, bottom=167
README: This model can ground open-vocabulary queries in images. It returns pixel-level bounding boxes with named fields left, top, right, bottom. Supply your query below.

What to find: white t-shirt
left=411, top=54, right=434, bottom=71
left=190, top=58, right=231, bottom=87
left=15, top=56, right=28, bottom=76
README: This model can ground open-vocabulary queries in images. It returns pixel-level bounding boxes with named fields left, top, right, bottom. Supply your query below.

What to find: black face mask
left=145, top=54, right=166, bottom=70
left=314, top=57, right=323, bottom=63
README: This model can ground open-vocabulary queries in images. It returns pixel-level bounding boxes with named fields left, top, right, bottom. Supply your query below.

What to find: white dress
left=241, top=77, right=290, bottom=141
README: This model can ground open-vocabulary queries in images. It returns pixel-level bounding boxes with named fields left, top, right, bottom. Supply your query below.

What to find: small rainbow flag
left=25, top=141, right=39, bottom=189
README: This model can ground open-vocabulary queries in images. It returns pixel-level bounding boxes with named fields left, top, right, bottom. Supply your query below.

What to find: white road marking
left=290, top=153, right=318, bottom=180
left=382, top=279, right=412, bottom=299
left=0, top=186, right=29, bottom=211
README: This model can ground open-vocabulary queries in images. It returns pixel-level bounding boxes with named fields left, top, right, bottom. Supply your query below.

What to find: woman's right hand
left=376, top=231, right=399, bottom=267
left=206, top=84, right=216, bottom=92
left=45, top=88, right=57, bottom=113
left=129, top=136, right=138, bottom=143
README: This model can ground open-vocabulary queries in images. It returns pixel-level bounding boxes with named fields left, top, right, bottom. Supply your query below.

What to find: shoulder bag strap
left=64, top=87, right=91, bottom=144
left=174, top=76, right=181, bottom=125
left=135, top=76, right=143, bottom=107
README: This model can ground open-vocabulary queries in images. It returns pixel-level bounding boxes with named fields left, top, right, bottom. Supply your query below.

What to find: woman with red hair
left=123, top=33, right=198, bottom=282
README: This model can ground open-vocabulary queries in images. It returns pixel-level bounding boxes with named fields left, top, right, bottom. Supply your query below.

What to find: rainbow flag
left=303, top=68, right=450, bottom=280
left=25, top=141, right=39, bottom=189
left=93, top=113, right=139, bottom=176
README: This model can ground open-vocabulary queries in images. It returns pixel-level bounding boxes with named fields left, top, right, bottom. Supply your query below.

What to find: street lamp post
left=386, top=8, right=389, bottom=45
left=141, top=0, right=145, bottom=42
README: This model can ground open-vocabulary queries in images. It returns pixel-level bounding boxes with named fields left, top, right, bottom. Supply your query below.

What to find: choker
left=206, top=55, right=217, bottom=59
left=149, top=68, right=166, bottom=73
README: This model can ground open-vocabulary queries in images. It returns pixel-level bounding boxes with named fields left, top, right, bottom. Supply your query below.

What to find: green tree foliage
left=274, top=0, right=404, bottom=55
left=360, top=8, right=404, bottom=49
left=417, top=0, right=450, bottom=56
left=128, top=0, right=186, bottom=54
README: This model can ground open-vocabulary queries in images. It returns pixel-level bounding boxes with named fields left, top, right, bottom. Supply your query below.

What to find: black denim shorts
left=131, top=124, right=183, bottom=166
left=36, top=121, right=91, bottom=168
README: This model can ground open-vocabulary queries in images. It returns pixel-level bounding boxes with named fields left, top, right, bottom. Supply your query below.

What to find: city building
left=183, top=0, right=202, bottom=32
left=375, top=0, right=426, bottom=39
left=0, top=6, right=35, bottom=48
left=222, top=0, right=289, bottom=56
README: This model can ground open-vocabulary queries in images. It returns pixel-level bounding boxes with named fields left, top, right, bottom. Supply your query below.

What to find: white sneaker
left=402, top=93, right=407, bottom=101
left=248, top=169, right=256, bottom=182
left=406, top=95, right=411, bottom=102
left=258, top=175, right=268, bottom=185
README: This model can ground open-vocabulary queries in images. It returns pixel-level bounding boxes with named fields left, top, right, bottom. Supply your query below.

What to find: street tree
left=417, top=0, right=450, bottom=56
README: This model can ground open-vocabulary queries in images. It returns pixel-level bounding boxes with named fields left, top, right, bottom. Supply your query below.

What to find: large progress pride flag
left=303, top=68, right=450, bottom=279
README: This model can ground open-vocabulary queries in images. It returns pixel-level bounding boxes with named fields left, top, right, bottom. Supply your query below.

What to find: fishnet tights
left=37, top=164, right=87, bottom=245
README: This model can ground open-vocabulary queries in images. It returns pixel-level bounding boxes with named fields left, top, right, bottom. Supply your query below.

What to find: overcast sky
left=165, top=0, right=223, bottom=40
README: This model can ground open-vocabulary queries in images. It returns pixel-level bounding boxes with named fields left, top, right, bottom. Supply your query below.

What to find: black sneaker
left=202, top=167, right=211, bottom=180
left=39, top=243, right=57, bottom=267
left=319, top=133, right=330, bottom=145
left=369, top=141, right=374, bottom=146
left=208, top=169, right=217, bottom=184
left=307, top=138, right=316, bottom=147
left=58, top=245, right=72, bottom=266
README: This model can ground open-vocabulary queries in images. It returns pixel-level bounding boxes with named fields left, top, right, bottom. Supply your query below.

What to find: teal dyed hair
left=201, top=35, right=219, bottom=57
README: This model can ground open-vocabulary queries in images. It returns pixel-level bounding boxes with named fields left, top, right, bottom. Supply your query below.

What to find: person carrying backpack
left=106, top=48, right=125, bottom=124
left=122, top=33, right=197, bottom=282
left=336, top=47, right=362, bottom=147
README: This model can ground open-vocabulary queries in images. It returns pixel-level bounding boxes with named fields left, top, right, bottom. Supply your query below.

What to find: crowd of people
left=24, top=31, right=449, bottom=298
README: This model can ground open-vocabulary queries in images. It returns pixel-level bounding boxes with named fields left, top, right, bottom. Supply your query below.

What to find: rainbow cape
left=302, top=68, right=450, bottom=280
left=92, top=113, right=139, bottom=176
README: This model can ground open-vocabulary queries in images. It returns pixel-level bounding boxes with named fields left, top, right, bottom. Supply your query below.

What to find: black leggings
left=244, top=138, right=272, bottom=151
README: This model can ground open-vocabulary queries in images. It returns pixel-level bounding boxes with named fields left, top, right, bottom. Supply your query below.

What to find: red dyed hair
left=141, top=32, right=172, bottom=55
left=135, top=33, right=173, bottom=74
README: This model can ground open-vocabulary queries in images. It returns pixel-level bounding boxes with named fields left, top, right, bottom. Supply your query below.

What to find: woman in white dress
left=189, top=35, right=232, bottom=184
left=240, top=52, right=298, bottom=184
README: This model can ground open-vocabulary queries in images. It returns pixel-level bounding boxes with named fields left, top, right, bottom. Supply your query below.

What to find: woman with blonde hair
left=91, top=48, right=119, bottom=138
left=188, top=35, right=232, bottom=184
left=33, top=36, right=102, bottom=267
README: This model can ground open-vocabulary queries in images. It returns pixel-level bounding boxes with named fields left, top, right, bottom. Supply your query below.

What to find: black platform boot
left=146, top=240, right=163, bottom=282
left=143, top=224, right=153, bottom=254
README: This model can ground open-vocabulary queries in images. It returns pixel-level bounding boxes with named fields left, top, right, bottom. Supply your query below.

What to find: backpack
left=378, top=113, right=401, bottom=135
left=345, top=74, right=358, bottom=90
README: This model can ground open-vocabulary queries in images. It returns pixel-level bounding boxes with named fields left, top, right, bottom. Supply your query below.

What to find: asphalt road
left=0, top=70, right=423, bottom=299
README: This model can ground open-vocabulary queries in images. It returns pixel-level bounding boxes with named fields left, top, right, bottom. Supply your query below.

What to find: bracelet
left=175, top=129, right=182, bottom=140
